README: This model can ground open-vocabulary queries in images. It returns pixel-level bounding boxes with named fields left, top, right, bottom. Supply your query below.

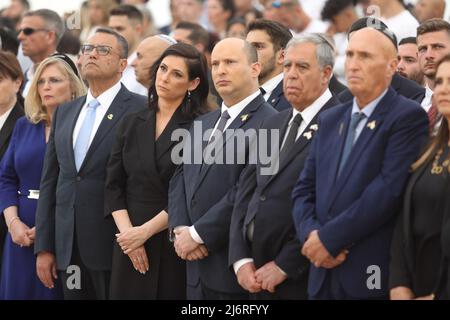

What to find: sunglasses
left=80, top=44, right=113, bottom=56
left=18, top=27, right=50, bottom=36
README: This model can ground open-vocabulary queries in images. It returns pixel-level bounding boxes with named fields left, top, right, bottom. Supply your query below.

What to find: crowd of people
left=0, top=0, right=449, bottom=300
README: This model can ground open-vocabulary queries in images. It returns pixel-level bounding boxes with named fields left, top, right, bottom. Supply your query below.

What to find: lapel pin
left=107, top=114, right=114, bottom=120
left=271, top=98, right=276, bottom=103
left=303, top=131, right=312, bottom=140
left=310, top=124, right=319, bottom=131
left=240, top=114, right=249, bottom=122
left=367, top=120, right=376, bottom=130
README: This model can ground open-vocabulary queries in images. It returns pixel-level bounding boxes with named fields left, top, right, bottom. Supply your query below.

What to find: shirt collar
left=220, top=90, right=261, bottom=119
left=86, top=80, right=122, bottom=109
left=260, top=73, right=283, bottom=96
left=291, top=89, right=332, bottom=126
left=351, top=89, right=388, bottom=118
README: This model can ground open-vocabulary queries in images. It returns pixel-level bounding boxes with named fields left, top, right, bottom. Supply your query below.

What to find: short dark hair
left=321, top=0, right=354, bottom=22
left=94, top=27, right=129, bottom=58
left=247, top=19, right=293, bottom=52
left=226, top=17, right=246, bottom=33
left=417, top=18, right=450, bottom=38
left=110, top=4, right=143, bottom=23
left=399, top=37, right=417, bottom=46
left=0, top=27, right=19, bottom=54
left=175, top=21, right=210, bottom=49
left=0, top=51, right=23, bottom=81
left=24, top=9, right=64, bottom=44
left=216, top=0, right=236, bottom=22
left=148, top=43, right=209, bottom=117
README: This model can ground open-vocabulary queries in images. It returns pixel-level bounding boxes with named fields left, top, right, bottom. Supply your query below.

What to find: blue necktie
left=74, top=99, right=100, bottom=171
left=338, top=112, right=366, bottom=177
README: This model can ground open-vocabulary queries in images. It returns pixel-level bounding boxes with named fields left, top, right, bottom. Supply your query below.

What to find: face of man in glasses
left=18, top=15, right=55, bottom=63
left=79, top=32, right=127, bottom=83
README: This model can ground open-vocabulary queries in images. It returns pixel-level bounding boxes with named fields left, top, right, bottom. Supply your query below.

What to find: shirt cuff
left=189, top=226, right=204, bottom=244
left=276, top=264, right=287, bottom=277
left=233, top=258, right=254, bottom=275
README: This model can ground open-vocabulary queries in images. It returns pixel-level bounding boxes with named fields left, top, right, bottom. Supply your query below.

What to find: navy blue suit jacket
left=35, top=85, right=147, bottom=270
left=266, top=80, right=291, bottom=112
left=168, top=94, right=277, bottom=294
left=229, top=95, right=340, bottom=299
left=292, top=88, right=428, bottom=298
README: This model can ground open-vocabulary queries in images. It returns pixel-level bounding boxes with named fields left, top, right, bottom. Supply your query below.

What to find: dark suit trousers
left=310, top=271, right=388, bottom=300
left=187, top=282, right=248, bottom=300
left=58, top=236, right=110, bottom=300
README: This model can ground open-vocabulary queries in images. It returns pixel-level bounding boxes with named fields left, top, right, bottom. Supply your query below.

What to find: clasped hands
left=173, top=227, right=208, bottom=261
left=9, top=218, right=35, bottom=248
left=116, top=225, right=150, bottom=274
left=237, top=261, right=287, bottom=294
left=302, top=230, right=348, bottom=269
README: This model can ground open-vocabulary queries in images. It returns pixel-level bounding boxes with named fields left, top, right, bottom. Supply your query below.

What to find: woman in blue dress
left=0, top=54, right=86, bottom=299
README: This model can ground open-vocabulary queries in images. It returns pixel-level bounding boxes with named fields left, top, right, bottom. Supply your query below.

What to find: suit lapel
left=0, top=103, right=23, bottom=151
left=78, top=86, right=130, bottom=172
left=267, top=80, right=283, bottom=106
left=194, top=95, right=265, bottom=193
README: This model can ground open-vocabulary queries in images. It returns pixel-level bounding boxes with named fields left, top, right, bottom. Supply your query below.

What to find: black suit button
left=260, top=195, right=266, bottom=201
left=76, top=176, right=81, bottom=182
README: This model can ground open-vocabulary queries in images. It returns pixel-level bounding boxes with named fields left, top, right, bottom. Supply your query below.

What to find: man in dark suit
left=246, top=19, right=292, bottom=111
left=337, top=18, right=426, bottom=104
left=0, top=90, right=23, bottom=283
left=34, top=28, right=147, bottom=300
left=168, top=38, right=277, bottom=300
left=229, top=33, right=340, bottom=300
left=292, top=26, right=429, bottom=299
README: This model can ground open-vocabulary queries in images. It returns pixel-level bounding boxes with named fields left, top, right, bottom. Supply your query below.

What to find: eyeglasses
left=18, top=27, right=50, bottom=36
left=37, top=77, right=66, bottom=87
left=80, top=44, right=113, bottom=56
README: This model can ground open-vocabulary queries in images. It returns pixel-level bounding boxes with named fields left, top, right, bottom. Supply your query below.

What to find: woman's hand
left=390, top=286, right=415, bottom=300
left=127, top=246, right=149, bottom=274
left=116, top=225, right=150, bottom=254
left=9, top=218, right=33, bottom=247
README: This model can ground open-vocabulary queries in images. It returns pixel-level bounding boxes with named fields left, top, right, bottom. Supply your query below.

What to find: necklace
left=431, top=148, right=450, bottom=175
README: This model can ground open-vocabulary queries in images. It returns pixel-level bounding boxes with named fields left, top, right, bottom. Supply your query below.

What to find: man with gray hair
left=17, top=9, right=64, bottom=96
left=229, top=33, right=340, bottom=299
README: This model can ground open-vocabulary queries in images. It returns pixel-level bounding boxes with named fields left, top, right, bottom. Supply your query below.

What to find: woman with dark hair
left=105, top=43, right=209, bottom=299
left=207, top=0, right=236, bottom=39
left=389, top=55, right=450, bottom=300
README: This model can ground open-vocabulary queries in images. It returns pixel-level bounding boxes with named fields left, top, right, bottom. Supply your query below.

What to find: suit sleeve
left=0, top=119, right=21, bottom=213
left=104, top=119, right=128, bottom=217
left=292, top=117, right=322, bottom=244
left=228, top=164, right=257, bottom=267
left=275, top=235, right=309, bottom=279
left=168, top=164, right=191, bottom=228
left=319, top=108, right=429, bottom=256
left=389, top=211, right=413, bottom=289
left=34, top=108, right=60, bottom=255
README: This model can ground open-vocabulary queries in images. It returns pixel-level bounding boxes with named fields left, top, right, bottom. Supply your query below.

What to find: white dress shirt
left=190, top=90, right=262, bottom=244
left=0, top=105, right=14, bottom=132
left=233, top=88, right=333, bottom=275
left=22, top=65, right=35, bottom=98
left=260, top=73, right=284, bottom=102
left=421, top=84, right=433, bottom=112
left=121, top=51, right=148, bottom=96
left=72, top=80, right=122, bottom=148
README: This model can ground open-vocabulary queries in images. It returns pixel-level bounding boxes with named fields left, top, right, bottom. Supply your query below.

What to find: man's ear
left=276, top=49, right=285, bottom=66
left=251, top=61, right=261, bottom=79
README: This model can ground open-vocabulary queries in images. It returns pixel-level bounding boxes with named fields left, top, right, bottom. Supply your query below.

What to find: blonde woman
left=0, top=54, right=86, bottom=299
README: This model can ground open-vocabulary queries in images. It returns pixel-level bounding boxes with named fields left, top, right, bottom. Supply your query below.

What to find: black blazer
left=0, top=101, right=23, bottom=273
left=229, top=95, right=340, bottom=299
left=0, top=101, right=24, bottom=160
left=34, top=85, right=147, bottom=271
left=389, top=157, right=450, bottom=296
left=266, top=80, right=291, bottom=112
left=105, top=106, right=192, bottom=299
left=329, top=75, right=347, bottom=96
left=168, top=94, right=277, bottom=294
left=338, top=73, right=425, bottom=104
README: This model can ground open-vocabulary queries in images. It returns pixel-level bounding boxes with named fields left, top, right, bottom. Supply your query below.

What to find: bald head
left=345, top=28, right=398, bottom=106
left=414, top=0, right=445, bottom=23
left=211, top=38, right=261, bottom=106
left=132, top=35, right=175, bottom=87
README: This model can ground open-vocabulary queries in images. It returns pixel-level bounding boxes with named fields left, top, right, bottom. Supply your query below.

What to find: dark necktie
left=338, top=112, right=366, bottom=177
left=260, top=87, right=266, bottom=95
left=427, top=94, right=439, bottom=134
left=204, top=110, right=230, bottom=164
left=279, top=113, right=303, bottom=162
